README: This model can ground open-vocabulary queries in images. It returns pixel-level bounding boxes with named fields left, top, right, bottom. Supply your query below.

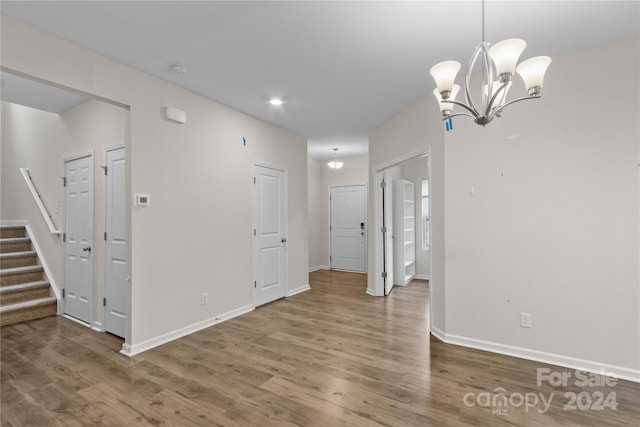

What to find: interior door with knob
left=64, top=154, right=94, bottom=324
left=252, top=163, right=288, bottom=307
left=330, top=185, right=366, bottom=272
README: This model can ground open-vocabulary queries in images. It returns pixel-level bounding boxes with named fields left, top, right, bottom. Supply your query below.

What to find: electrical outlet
left=520, top=312, right=532, bottom=328
left=201, top=292, right=208, bottom=305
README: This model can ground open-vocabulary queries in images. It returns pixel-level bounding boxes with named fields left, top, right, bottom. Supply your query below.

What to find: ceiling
left=1, top=1, right=638, bottom=159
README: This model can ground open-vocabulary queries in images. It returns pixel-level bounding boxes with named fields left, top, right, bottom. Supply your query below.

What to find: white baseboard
left=120, top=304, right=254, bottom=357
left=0, top=220, right=28, bottom=226
left=366, top=288, right=377, bottom=296
left=414, top=274, right=430, bottom=280
left=432, top=329, right=640, bottom=383
left=63, top=314, right=91, bottom=328
left=92, top=321, right=103, bottom=332
left=309, top=265, right=328, bottom=272
left=288, top=284, right=310, bottom=297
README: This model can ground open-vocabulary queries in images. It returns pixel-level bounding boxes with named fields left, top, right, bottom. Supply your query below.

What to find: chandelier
left=429, top=0, right=551, bottom=126
left=328, top=148, right=344, bottom=169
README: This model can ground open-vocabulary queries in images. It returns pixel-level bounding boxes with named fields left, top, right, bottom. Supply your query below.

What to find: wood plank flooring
left=1, top=269, right=639, bottom=426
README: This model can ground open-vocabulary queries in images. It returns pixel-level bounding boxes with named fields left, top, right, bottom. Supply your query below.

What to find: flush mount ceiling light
left=269, top=98, right=283, bottom=106
left=429, top=0, right=551, bottom=126
left=327, top=148, right=344, bottom=169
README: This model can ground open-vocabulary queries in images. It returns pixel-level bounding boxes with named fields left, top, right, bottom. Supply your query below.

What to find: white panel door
left=383, top=173, right=395, bottom=295
left=253, top=164, right=287, bottom=307
left=64, top=154, right=94, bottom=323
left=104, top=147, right=126, bottom=337
left=330, top=185, right=366, bottom=272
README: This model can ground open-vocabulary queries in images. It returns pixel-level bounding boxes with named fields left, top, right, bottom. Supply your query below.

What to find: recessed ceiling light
left=269, top=98, right=283, bottom=106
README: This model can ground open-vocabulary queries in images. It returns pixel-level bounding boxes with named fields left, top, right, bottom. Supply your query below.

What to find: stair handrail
left=19, top=168, right=62, bottom=235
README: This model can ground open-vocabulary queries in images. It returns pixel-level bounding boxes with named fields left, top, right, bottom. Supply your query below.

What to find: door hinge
left=330, top=255, right=332, bottom=261
left=62, top=288, right=66, bottom=298
left=100, top=165, right=108, bottom=176
left=253, top=177, right=256, bottom=185
left=253, top=228, right=256, bottom=236
left=103, top=297, right=107, bottom=307
left=104, top=232, right=107, bottom=241
left=63, top=233, right=66, bottom=242
left=61, top=177, right=67, bottom=187
left=382, top=272, right=388, bottom=278
left=254, top=281, right=257, bottom=288
left=381, top=226, right=387, bottom=233
left=380, top=180, right=386, bottom=189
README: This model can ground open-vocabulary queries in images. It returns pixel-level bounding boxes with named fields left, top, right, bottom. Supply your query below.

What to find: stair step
left=0, top=237, right=31, bottom=253
left=0, top=296, right=57, bottom=327
left=0, top=251, right=38, bottom=269
left=1, top=265, right=44, bottom=287
left=0, top=281, right=51, bottom=306
left=0, top=226, right=26, bottom=239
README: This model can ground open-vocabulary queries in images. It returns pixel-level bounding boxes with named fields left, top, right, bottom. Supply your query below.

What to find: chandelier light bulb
left=516, top=56, right=552, bottom=96
left=489, top=39, right=527, bottom=80
left=429, top=61, right=461, bottom=97
left=434, top=84, right=460, bottom=115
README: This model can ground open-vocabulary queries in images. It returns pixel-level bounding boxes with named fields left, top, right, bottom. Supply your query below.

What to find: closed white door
left=330, top=185, right=366, bottom=272
left=253, top=164, right=287, bottom=307
left=104, top=147, right=126, bottom=337
left=382, top=173, right=394, bottom=295
left=64, top=154, right=94, bottom=323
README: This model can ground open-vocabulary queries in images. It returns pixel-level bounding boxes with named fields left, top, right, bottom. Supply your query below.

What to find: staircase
left=0, top=226, right=57, bottom=326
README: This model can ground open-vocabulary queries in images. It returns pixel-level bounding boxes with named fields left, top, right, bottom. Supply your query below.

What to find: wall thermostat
left=135, top=194, right=150, bottom=206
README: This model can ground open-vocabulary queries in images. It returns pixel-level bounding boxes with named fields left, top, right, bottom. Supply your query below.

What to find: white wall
left=308, top=154, right=369, bottom=271
left=1, top=16, right=308, bottom=354
left=370, top=38, right=640, bottom=380
left=443, top=39, right=639, bottom=378
left=368, top=94, right=445, bottom=321
left=1, top=99, right=127, bottom=328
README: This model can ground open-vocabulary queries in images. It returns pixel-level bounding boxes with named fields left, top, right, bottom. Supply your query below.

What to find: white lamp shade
left=429, top=61, right=461, bottom=94
left=433, top=84, right=460, bottom=112
left=516, top=56, right=552, bottom=90
left=328, top=160, right=344, bottom=169
left=489, top=39, right=526, bottom=77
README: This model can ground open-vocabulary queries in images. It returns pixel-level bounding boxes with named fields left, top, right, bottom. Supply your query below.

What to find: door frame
left=373, top=147, right=431, bottom=296
left=328, top=183, right=368, bottom=273
left=103, top=144, right=126, bottom=337
left=251, top=161, right=288, bottom=307
left=63, top=150, right=95, bottom=327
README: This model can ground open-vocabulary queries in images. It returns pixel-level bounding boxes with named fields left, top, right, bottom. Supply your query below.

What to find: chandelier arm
left=443, top=112, right=477, bottom=120
left=484, top=80, right=511, bottom=116
left=493, top=95, right=541, bottom=115
left=441, top=100, right=480, bottom=118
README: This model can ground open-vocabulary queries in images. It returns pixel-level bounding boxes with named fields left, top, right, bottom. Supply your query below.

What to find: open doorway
left=1, top=70, right=130, bottom=340
left=372, top=148, right=431, bottom=299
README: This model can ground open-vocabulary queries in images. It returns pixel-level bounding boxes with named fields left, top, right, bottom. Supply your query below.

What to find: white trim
left=92, top=321, right=103, bottom=332
left=63, top=150, right=94, bottom=163
left=0, top=220, right=28, bottom=227
left=23, top=224, right=62, bottom=314
left=19, top=169, right=62, bottom=235
left=63, top=313, right=91, bottom=328
left=433, top=330, right=640, bottom=384
left=120, top=304, right=254, bottom=357
left=431, top=326, right=446, bottom=342
left=366, top=287, right=377, bottom=296
left=414, top=274, right=430, bottom=280
left=308, top=265, right=328, bottom=273
left=288, top=284, right=310, bottom=297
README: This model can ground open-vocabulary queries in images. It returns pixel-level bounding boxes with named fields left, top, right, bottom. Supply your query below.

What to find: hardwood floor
left=1, top=269, right=638, bottom=426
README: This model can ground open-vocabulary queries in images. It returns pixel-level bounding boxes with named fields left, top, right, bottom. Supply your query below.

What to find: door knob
left=281, top=237, right=287, bottom=243
left=83, top=245, right=92, bottom=252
